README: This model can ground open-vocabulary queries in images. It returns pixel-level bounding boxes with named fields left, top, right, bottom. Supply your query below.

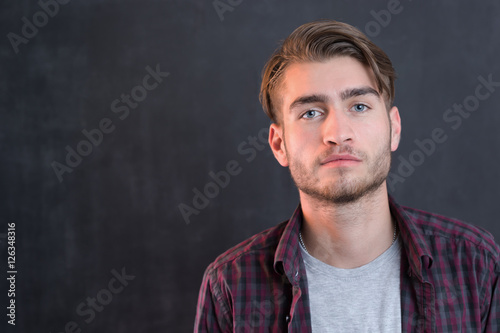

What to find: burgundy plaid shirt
left=194, top=197, right=500, bottom=332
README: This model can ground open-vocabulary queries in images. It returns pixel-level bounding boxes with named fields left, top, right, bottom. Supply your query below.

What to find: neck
left=299, top=183, right=394, bottom=269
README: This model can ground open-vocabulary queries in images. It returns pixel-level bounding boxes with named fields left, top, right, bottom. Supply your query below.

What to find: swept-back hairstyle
left=259, top=20, right=396, bottom=124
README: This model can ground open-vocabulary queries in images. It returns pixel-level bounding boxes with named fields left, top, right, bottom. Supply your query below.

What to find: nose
left=322, top=109, right=354, bottom=146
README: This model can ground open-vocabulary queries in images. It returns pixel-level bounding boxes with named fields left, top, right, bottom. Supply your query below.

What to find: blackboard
left=1, top=0, right=499, bottom=331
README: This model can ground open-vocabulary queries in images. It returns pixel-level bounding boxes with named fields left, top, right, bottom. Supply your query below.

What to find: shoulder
left=401, top=204, right=500, bottom=259
left=205, top=220, right=288, bottom=276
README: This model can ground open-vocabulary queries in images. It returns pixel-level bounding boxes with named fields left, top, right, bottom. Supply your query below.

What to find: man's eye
left=352, top=104, right=368, bottom=112
left=302, top=110, right=321, bottom=119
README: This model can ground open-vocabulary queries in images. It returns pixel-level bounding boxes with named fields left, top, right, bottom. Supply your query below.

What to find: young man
left=194, top=20, right=500, bottom=332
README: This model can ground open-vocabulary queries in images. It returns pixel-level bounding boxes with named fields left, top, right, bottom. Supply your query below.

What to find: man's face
left=269, top=56, right=401, bottom=204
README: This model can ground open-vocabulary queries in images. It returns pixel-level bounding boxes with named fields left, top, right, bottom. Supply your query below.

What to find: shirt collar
left=273, top=196, right=434, bottom=282
left=274, top=204, right=304, bottom=285
left=389, top=195, right=434, bottom=279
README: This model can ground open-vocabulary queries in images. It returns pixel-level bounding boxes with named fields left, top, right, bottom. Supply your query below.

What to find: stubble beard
left=285, top=139, right=392, bottom=205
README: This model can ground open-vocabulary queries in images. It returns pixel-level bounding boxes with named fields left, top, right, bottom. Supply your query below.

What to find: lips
left=320, top=154, right=361, bottom=165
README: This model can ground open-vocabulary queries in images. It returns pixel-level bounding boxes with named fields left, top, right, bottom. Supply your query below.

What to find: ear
left=268, top=123, right=289, bottom=167
left=389, top=106, right=401, bottom=152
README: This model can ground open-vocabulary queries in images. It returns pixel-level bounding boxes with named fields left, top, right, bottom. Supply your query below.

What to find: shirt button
left=286, top=315, right=290, bottom=322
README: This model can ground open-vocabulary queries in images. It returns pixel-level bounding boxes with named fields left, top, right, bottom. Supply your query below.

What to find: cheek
left=361, top=121, right=391, bottom=149
left=285, top=126, right=316, bottom=153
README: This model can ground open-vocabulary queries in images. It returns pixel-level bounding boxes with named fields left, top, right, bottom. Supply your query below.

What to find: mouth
left=320, top=154, right=361, bottom=166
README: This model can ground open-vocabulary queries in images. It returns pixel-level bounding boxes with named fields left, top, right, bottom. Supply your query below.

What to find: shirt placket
left=287, top=285, right=302, bottom=332
left=421, top=281, right=436, bottom=333
left=411, top=277, right=436, bottom=332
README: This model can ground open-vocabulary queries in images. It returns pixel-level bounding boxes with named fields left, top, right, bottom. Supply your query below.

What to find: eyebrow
left=288, top=86, right=380, bottom=111
left=289, top=94, right=329, bottom=111
left=340, top=87, right=380, bottom=100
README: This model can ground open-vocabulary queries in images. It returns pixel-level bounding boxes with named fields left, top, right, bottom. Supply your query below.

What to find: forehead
left=280, top=57, right=378, bottom=104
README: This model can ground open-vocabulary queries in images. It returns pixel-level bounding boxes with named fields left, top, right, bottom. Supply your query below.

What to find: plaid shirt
left=194, top=197, right=500, bottom=332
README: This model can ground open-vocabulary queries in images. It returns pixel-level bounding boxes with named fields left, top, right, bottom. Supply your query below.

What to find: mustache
left=316, top=146, right=365, bottom=164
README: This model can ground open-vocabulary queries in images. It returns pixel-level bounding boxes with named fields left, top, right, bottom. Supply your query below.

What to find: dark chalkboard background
left=1, top=0, right=500, bottom=332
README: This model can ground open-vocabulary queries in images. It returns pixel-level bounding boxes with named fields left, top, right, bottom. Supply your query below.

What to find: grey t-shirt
left=300, top=237, right=402, bottom=332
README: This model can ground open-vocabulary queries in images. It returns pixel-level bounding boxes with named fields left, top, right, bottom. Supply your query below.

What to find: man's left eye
left=302, top=110, right=321, bottom=119
left=352, top=104, right=368, bottom=112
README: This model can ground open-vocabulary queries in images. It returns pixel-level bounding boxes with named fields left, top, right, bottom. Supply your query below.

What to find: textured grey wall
left=1, top=0, right=500, bottom=331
